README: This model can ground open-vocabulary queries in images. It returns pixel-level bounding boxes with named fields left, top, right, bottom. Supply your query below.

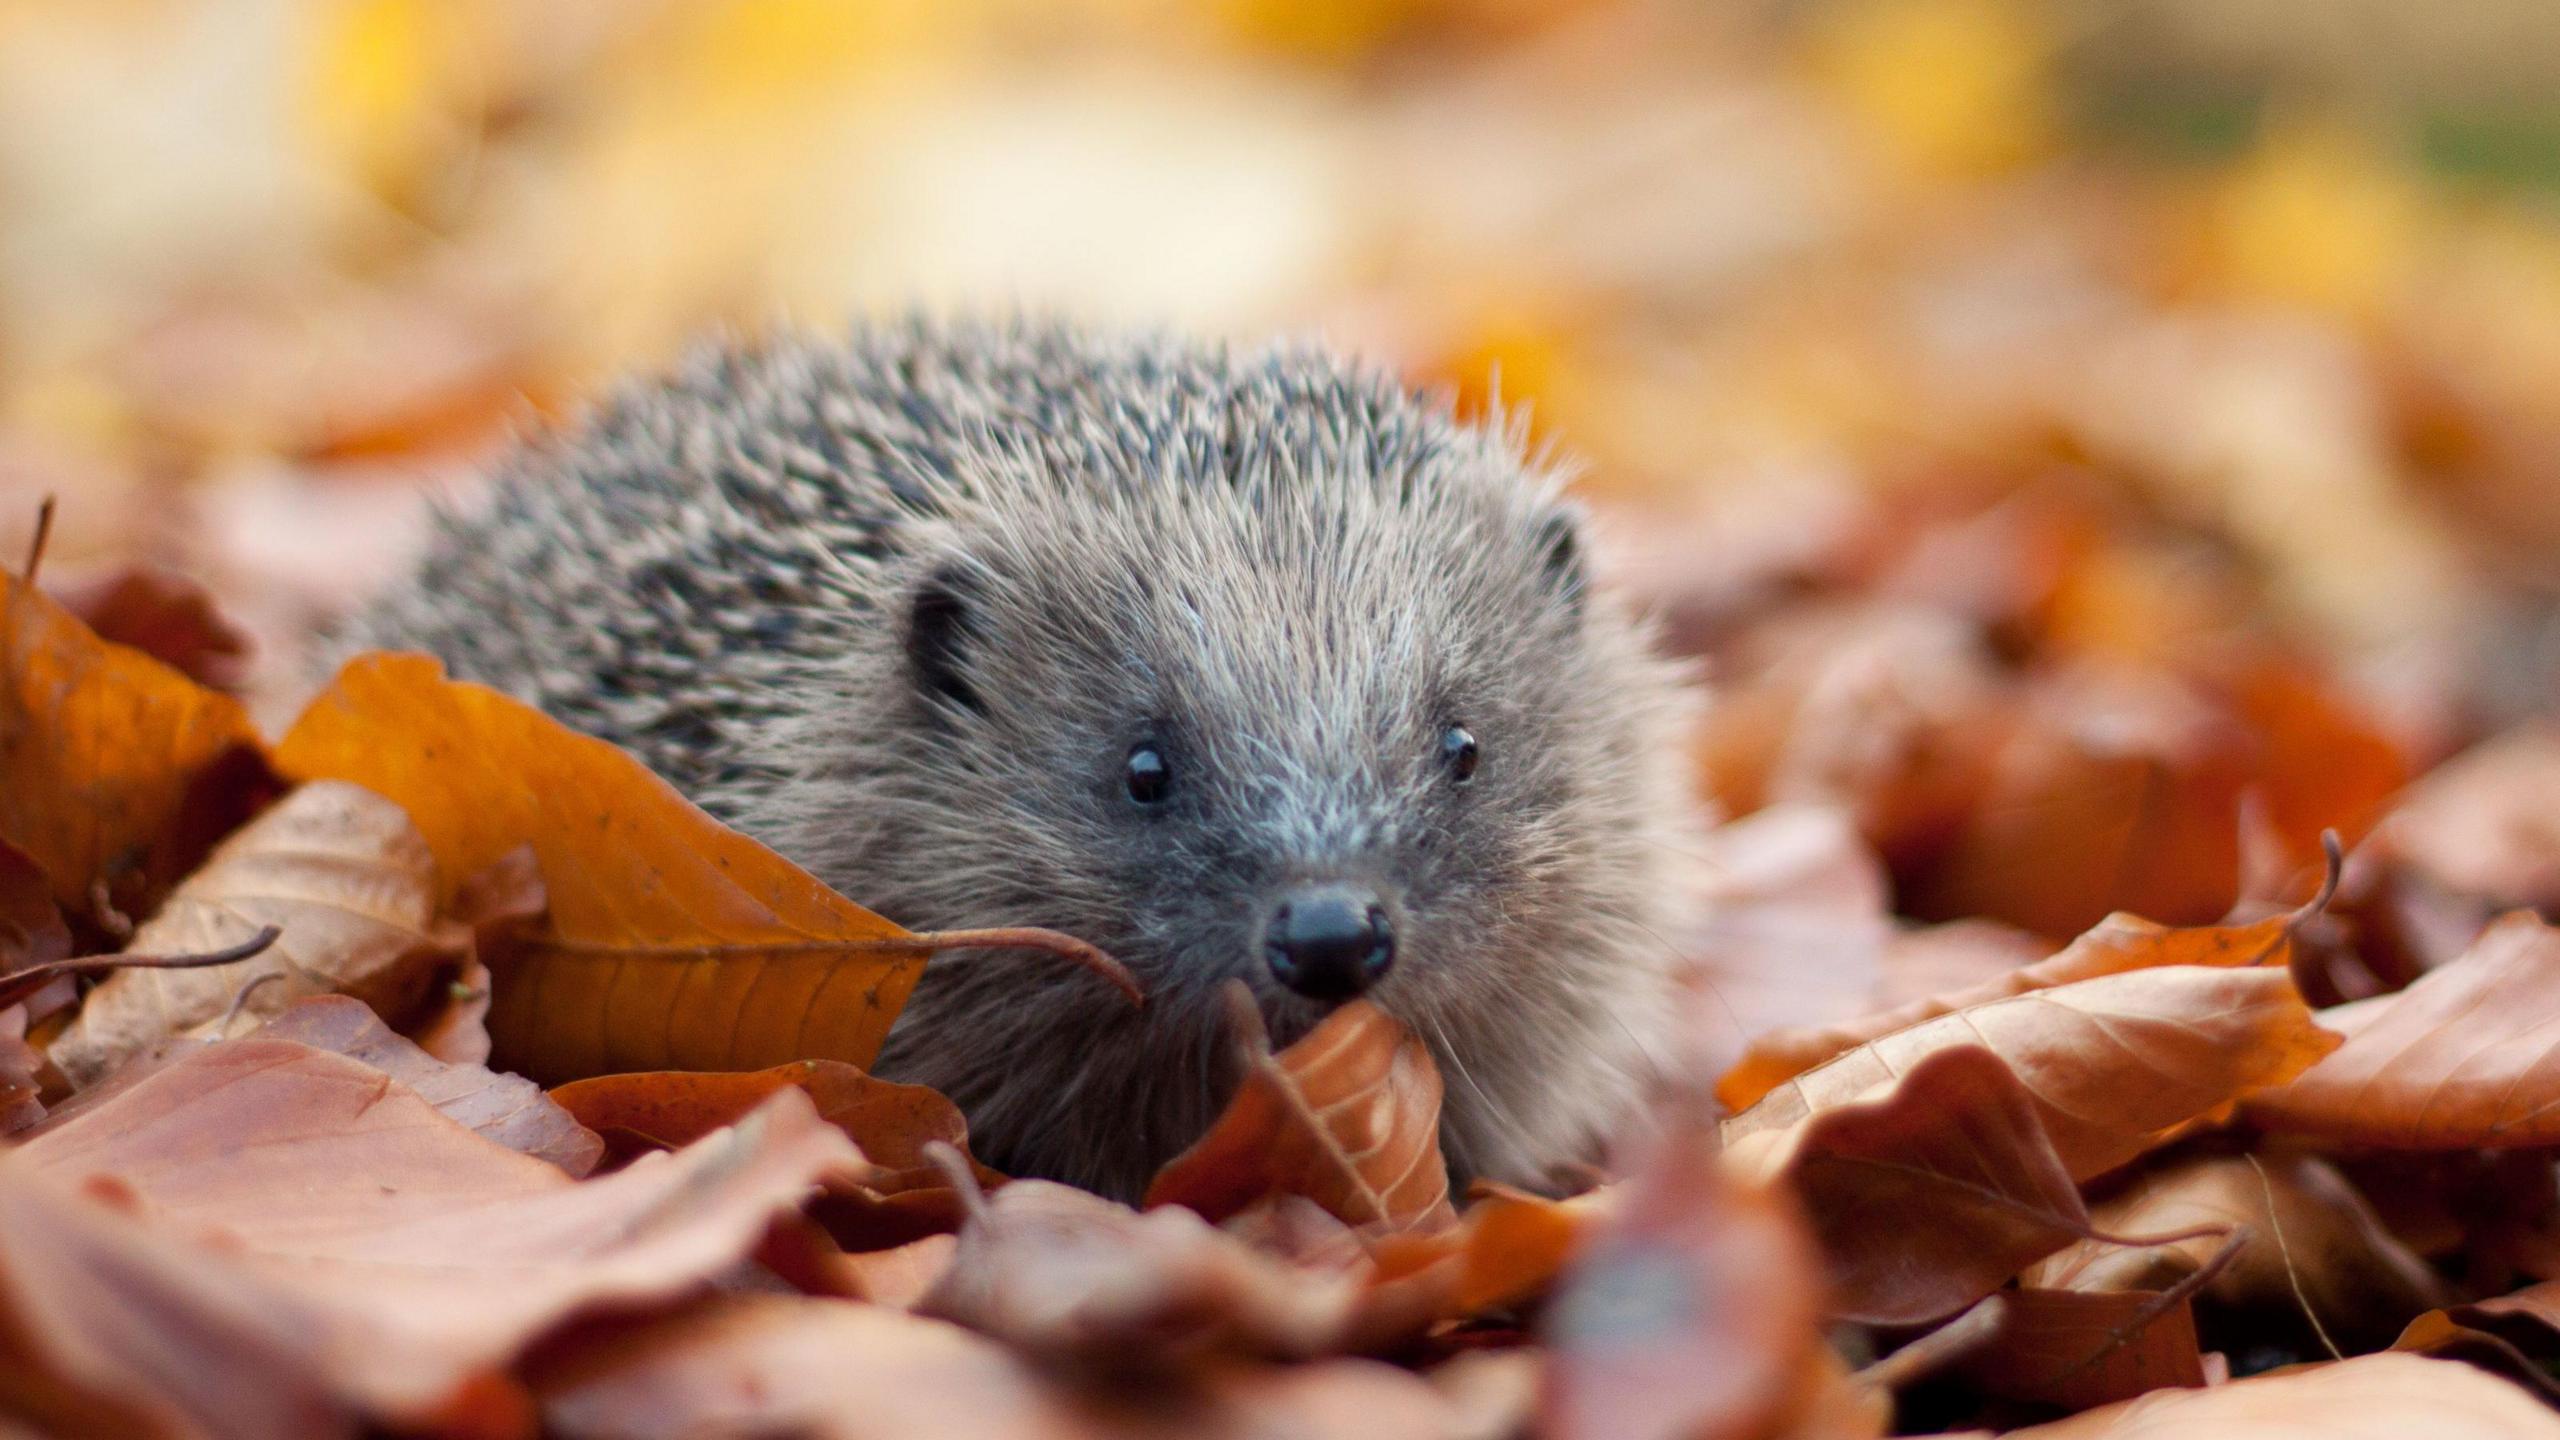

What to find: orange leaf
left=2252, top=911, right=2560, bottom=1148
left=0, top=570, right=274, bottom=931
left=1725, top=1045, right=2094, bottom=1325
left=550, top=1060, right=999, bottom=1245
left=1143, top=989, right=1453, bottom=1234
left=1953, top=1286, right=2208, bottom=1414
left=1718, top=905, right=2306, bottom=1113
left=1725, top=965, right=2339, bottom=1182
left=273, top=654, right=928, bottom=1080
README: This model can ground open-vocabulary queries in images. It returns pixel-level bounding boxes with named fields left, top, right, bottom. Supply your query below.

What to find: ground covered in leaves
left=14, top=1, right=2560, bottom=1437
left=16, top=464, right=2560, bottom=1440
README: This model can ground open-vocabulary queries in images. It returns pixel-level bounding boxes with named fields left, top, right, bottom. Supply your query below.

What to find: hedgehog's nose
left=1264, top=886, right=1395, bottom=1003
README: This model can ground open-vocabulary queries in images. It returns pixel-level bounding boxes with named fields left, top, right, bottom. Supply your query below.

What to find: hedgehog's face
left=856, top=457, right=1691, bottom=1188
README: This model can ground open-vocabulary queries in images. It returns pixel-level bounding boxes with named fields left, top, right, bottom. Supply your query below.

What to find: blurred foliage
left=1, top=0, right=2557, bottom=764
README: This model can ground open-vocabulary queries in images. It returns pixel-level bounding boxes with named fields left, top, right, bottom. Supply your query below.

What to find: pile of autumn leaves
left=13, top=555, right=2560, bottom=1440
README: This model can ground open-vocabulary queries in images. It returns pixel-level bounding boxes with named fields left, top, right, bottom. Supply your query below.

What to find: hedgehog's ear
left=1534, top=508, right=1587, bottom=615
left=906, top=562, right=986, bottom=716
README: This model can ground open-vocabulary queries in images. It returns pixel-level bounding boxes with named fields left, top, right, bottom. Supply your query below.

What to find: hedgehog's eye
left=1440, top=724, right=1480, bottom=783
left=1124, top=742, right=1173, bottom=805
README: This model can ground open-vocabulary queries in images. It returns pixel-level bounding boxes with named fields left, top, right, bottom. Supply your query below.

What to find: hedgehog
left=340, top=317, right=1703, bottom=1200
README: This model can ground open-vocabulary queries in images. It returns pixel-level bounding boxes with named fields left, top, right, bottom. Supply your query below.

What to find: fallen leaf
left=277, top=654, right=1079, bottom=1081
left=253, top=996, right=603, bottom=1176
left=1871, top=917, right=2050, bottom=1009
left=1, top=1043, right=865, bottom=1434
left=832, top=1234, right=957, bottom=1308
left=549, top=1059, right=996, bottom=1243
left=1674, top=804, right=1893, bottom=1080
left=2397, top=1277, right=2560, bottom=1403
left=0, top=569, right=275, bottom=932
left=916, top=1177, right=1371, bottom=1369
left=0, top=835, right=68, bottom=975
left=1727, top=964, right=2337, bottom=1182
left=1952, top=1285, right=2208, bottom=1414
left=529, top=1294, right=1466, bottom=1440
left=2374, top=726, right=2560, bottom=913
left=1906, top=666, right=2255, bottom=937
left=42, top=780, right=468, bottom=1089
left=2251, top=911, right=2560, bottom=1149
left=48, top=565, right=253, bottom=691
left=2029, top=1153, right=2448, bottom=1351
left=2002, top=1352, right=2560, bottom=1438
left=1725, top=1045, right=2093, bottom=1325
left=1719, top=906, right=2306, bottom=1113
left=1145, top=989, right=1454, bottom=1234
left=1540, top=1109, right=1840, bottom=1440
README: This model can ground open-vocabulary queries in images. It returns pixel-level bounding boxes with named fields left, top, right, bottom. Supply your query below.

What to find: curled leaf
left=2252, top=912, right=2560, bottom=1149
left=277, top=655, right=1128, bottom=1082
left=1, top=569, right=275, bottom=931
left=1724, top=965, right=2340, bottom=1182
left=550, top=1060, right=997, bottom=1245
left=1725, top=1044, right=2095, bottom=1326
left=41, top=781, right=467, bottom=1089
left=1144, top=986, right=1453, bottom=1234
left=1720, top=903, right=2312, bottom=1114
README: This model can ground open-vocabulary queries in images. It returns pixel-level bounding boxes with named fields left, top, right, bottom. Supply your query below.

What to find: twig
left=215, top=970, right=288, bottom=1034
left=19, top=495, right=54, bottom=584
left=0, top=924, right=283, bottom=1010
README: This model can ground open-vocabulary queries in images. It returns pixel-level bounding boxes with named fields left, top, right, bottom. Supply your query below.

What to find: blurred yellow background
left=5, top=0, right=2559, bottom=754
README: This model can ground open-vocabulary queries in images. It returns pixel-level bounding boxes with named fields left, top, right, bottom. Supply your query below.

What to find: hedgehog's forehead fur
left=345, top=317, right=1703, bottom=1199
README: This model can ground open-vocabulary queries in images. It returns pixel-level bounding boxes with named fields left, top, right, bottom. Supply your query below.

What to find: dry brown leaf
left=1, top=1042, right=865, bottom=1435
left=2374, top=726, right=2560, bottom=913
left=1441, top=1185, right=1609, bottom=1317
left=0, top=836, right=68, bottom=977
left=2251, top=911, right=2560, bottom=1149
left=1539, top=1111, right=1842, bottom=1440
left=2002, top=1352, right=2560, bottom=1438
left=0, top=569, right=275, bottom=932
left=41, top=781, right=468, bottom=1089
left=916, top=1177, right=1371, bottom=1370
left=1906, top=667, right=2256, bottom=937
left=549, top=1059, right=996, bottom=1244
left=47, top=565, right=253, bottom=691
left=1872, top=918, right=2051, bottom=1010
left=1674, top=804, right=1893, bottom=1080
left=251, top=996, right=604, bottom=1176
left=1952, top=1286, right=2209, bottom=1414
left=1145, top=990, right=1454, bottom=1234
left=1725, top=1045, right=2093, bottom=1325
left=530, top=1294, right=1465, bottom=1440
left=277, top=655, right=1109, bottom=1082
left=1720, top=906, right=2305, bottom=1113
left=2397, top=1276, right=2560, bottom=1403
left=2030, top=1153, right=2448, bottom=1351
left=1724, top=964, right=2338, bottom=1182
left=832, top=1234, right=958, bottom=1308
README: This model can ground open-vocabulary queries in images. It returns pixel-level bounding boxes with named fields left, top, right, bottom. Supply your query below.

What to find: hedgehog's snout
left=1260, top=882, right=1396, bottom=1002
